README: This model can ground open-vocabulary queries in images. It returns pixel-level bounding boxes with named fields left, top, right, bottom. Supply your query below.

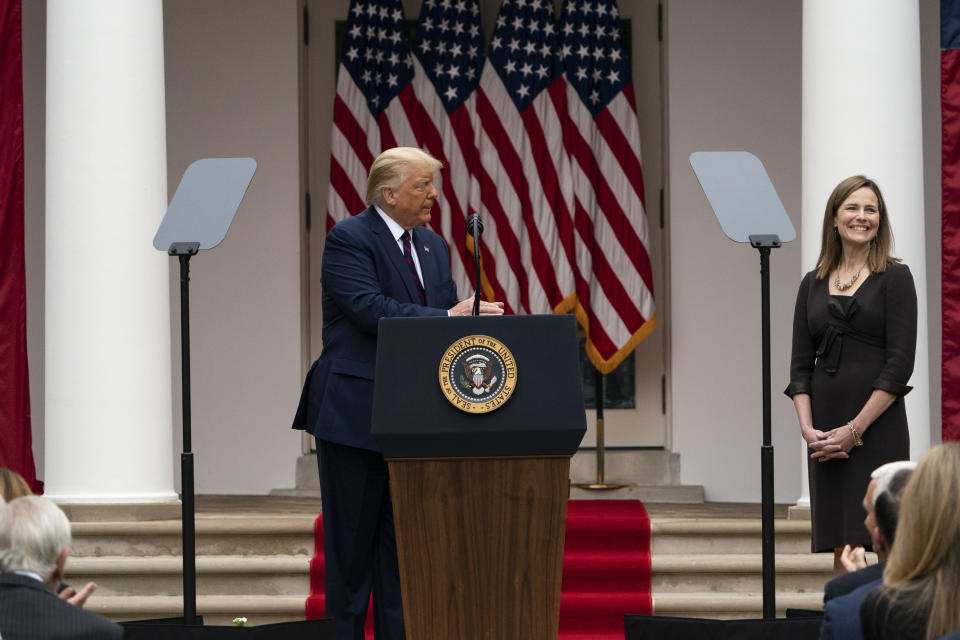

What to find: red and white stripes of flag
left=328, top=0, right=656, bottom=374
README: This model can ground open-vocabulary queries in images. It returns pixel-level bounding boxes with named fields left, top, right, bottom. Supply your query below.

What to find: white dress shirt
left=375, top=206, right=425, bottom=285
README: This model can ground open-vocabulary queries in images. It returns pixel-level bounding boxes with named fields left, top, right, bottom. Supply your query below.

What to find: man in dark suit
left=0, top=496, right=123, bottom=640
left=294, top=147, right=503, bottom=640
left=819, top=461, right=915, bottom=640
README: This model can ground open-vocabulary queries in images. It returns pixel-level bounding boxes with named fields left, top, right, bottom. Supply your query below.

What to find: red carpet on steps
left=306, top=499, right=652, bottom=639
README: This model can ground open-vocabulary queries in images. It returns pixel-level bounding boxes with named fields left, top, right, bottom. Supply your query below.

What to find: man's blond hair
left=365, top=147, right=442, bottom=207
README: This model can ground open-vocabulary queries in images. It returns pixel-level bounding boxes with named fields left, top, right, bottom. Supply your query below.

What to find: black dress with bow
left=785, top=263, right=917, bottom=552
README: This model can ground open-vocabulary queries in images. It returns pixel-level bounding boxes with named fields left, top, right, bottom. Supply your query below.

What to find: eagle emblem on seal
left=461, top=354, right=499, bottom=395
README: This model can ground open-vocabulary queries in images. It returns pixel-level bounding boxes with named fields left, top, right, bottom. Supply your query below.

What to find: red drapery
left=0, top=0, right=40, bottom=492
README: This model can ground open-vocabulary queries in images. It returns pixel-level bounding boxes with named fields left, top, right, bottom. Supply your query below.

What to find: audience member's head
left=0, top=495, right=72, bottom=593
left=863, top=460, right=915, bottom=560
left=0, top=468, right=33, bottom=503
left=882, top=442, right=960, bottom=639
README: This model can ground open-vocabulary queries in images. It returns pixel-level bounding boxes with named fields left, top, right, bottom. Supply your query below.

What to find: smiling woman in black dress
left=785, top=176, right=917, bottom=574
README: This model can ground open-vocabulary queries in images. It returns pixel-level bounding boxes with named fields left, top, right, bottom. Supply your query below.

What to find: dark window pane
left=579, top=336, right=635, bottom=409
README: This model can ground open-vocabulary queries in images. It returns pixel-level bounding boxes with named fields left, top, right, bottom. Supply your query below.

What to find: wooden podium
left=372, top=315, right=586, bottom=640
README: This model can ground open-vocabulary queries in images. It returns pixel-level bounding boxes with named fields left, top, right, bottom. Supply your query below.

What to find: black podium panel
left=371, top=314, right=586, bottom=458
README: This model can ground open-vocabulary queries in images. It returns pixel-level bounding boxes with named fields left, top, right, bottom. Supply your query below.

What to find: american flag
left=411, top=0, right=484, bottom=296
left=559, top=0, right=657, bottom=372
left=473, top=0, right=581, bottom=318
left=327, top=0, right=656, bottom=373
left=327, top=0, right=418, bottom=231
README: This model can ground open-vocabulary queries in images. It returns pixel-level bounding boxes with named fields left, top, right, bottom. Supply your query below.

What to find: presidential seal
left=438, top=334, right=517, bottom=414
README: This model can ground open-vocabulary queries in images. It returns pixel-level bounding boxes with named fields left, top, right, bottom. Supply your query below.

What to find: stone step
left=275, top=484, right=708, bottom=503
left=65, top=555, right=310, bottom=597
left=66, top=552, right=840, bottom=598
left=92, top=592, right=828, bottom=626
left=73, top=516, right=809, bottom=558
left=66, top=511, right=832, bottom=625
left=70, top=517, right=316, bottom=558
left=652, top=592, right=825, bottom=619
left=70, top=518, right=818, bottom=557
left=87, top=595, right=306, bottom=627
left=570, top=449, right=683, bottom=486
left=569, top=484, right=705, bottom=502
left=651, top=519, right=813, bottom=554
left=288, top=450, right=706, bottom=503
left=651, top=553, right=836, bottom=593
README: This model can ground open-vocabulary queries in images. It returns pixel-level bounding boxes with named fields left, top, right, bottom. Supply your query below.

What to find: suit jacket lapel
left=414, top=230, right=440, bottom=307
left=364, top=206, right=421, bottom=304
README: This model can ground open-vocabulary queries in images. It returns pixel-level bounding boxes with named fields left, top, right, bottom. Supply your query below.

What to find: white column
left=45, top=0, right=175, bottom=503
left=801, top=0, right=930, bottom=507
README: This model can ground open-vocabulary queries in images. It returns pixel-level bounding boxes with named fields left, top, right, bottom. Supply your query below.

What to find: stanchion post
left=572, top=368, right=634, bottom=490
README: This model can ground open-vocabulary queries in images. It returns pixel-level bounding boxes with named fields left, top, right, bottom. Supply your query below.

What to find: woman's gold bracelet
left=847, top=422, right=863, bottom=447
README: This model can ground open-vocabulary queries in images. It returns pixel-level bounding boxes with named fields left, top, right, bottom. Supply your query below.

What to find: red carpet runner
left=306, top=499, right=652, bottom=639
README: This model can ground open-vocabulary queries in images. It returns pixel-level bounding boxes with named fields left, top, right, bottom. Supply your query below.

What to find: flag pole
left=572, top=366, right=635, bottom=490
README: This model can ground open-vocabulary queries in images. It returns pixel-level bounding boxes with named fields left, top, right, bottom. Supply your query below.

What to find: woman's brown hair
left=878, top=443, right=960, bottom=639
left=814, top=175, right=899, bottom=279
left=0, top=467, right=33, bottom=502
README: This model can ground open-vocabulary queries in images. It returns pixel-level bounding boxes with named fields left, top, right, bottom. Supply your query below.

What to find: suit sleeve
left=819, top=600, right=837, bottom=640
left=322, top=223, right=449, bottom=335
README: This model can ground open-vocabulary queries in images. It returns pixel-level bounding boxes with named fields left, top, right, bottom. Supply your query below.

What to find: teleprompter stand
left=153, top=158, right=257, bottom=624
left=690, top=151, right=796, bottom=619
left=372, top=314, right=586, bottom=640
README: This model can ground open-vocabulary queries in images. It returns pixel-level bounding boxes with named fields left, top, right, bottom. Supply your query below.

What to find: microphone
left=468, top=214, right=483, bottom=315
left=467, top=214, right=484, bottom=238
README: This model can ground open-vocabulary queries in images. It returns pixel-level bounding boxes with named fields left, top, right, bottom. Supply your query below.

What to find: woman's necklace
left=834, top=262, right=866, bottom=291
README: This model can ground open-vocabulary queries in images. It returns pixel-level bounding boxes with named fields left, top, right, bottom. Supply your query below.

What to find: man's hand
left=448, top=299, right=505, bottom=317
left=839, top=544, right=867, bottom=573
left=58, top=581, right=98, bottom=608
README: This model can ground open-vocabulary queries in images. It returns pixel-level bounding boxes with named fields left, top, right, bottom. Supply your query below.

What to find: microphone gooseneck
left=468, top=214, right=483, bottom=316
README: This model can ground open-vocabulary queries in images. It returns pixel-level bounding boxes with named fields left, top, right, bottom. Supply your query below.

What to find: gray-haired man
left=0, top=496, right=122, bottom=640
